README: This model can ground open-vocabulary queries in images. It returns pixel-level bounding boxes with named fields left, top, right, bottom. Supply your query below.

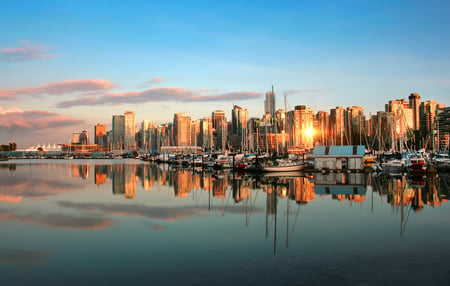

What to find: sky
left=1, top=0, right=449, bottom=148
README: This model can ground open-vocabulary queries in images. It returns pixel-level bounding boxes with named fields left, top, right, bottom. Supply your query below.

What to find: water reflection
left=0, top=161, right=450, bottom=285
left=1, top=161, right=448, bottom=208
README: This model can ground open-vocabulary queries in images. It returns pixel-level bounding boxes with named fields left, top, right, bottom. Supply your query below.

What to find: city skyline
left=1, top=1, right=450, bottom=147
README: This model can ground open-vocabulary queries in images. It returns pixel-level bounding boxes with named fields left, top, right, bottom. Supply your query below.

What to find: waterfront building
left=199, top=116, right=214, bottom=151
left=264, top=88, right=276, bottom=117
left=409, top=93, right=421, bottom=131
left=112, top=115, right=125, bottom=150
left=315, top=111, right=330, bottom=146
left=191, top=119, right=201, bottom=147
left=420, top=100, right=445, bottom=138
left=386, top=100, right=414, bottom=149
left=345, top=106, right=365, bottom=146
left=141, top=120, right=153, bottom=150
left=230, top=105, right=249, bottom=151
left=173, top=112, right=192, bottom=146
left=435, top=106, right=450, bottom=151
left=94, top=124, right=107, bottom=148
left=286, top=105, right=314, bottom=152
left=124, top=111, right=136, bottom=150
left=71, top=132, right=81, bottom=144
left=212, top=110, right=227, bottom=152
left=330, top=107, right=346, bottom=145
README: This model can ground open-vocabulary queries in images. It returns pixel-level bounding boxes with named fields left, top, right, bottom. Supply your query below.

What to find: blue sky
left=1, top=0, right=449, bottom=147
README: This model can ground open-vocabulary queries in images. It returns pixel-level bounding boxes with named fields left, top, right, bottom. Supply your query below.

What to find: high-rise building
left=346, top=106, right=365, bottom=145
left=173, top=112, right=191, bottom=146
left=112, top=115, right=125, bottom=150
left=315, top=111, right=330, bottom=146
left=330, top=107, right=346, bottom=145
left=287, top=105, right=314, bottom=151
left=212, top=110, right=227, bottom=151
left=230, top=105, right=249, bottom=151
left=420, top=100, right=445, bottom=137
left=141, top=120, right=153, bottom=150
left=124, top=111, right=136, bottom=150
left=409, top=93, right=421, bottom=130
left=386, top=99, right=413, bottom=139
left=200, top=117, right=213, bottom=150
left=95, top=124, right=107, bottom=148
left=231, top=105, right=249, bottom=136
left=436, top=107, right=450, bottom=150
left=264, top=88, right=276, bottom=117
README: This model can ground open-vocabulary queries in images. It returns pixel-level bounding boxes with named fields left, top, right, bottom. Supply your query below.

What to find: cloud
left=0, top=175, right=82, bottom=200
left=0, top=249, right=51, bottom=267
left=57, top=201, right=208, bottom=221
left=55, top=87, right=263, bottom=108
left=0, top=209, right=113, bottom=230
left=148, top=77, right=165, bottom=84
left=0, top=43, right=56, bottom=62
left=0, top=79, right=118, bottom=99
left=0, top=107, right=84, bottom=131
left=283, top=89, right=331, bottom=95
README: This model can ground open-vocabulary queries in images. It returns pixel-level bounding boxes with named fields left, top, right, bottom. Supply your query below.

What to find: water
left=0, top=159, right=449, bottom=285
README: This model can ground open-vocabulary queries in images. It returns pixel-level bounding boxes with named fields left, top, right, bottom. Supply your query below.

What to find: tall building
left=141, top=120, right=153, bottom=150
left=346, top=106, right=365, bottom=145
left=286, top=105, right=314, bottom=151
left=264, top=87, right=276, bottom=117
left=409, top=93, right=421, bottom=130
left=330, top=107, right=346, bottom=145
left=200, top=117, right=213, bottom=150
left=212, top=110, right=227, bottom=151
left=112, top=115, right=125, bottom=150
left=231, top=105, right=249, bottom=136
left=315, top=111, right=330, bottom=146
left=231, top=105, right=249, bottom=151
left=386, top=99, right=413, bottom=139
left=173, top=113, right=191, bottom=146
left=94, top=124, right=107, bottom=148
left=436, top=107, right=450, bottom=150
left=420, top=100, right=445, bottom=137
left=124, top=111, right=136, bottom=150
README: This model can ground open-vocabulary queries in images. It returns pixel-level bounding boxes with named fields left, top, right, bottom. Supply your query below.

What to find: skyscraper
left=124, top=111, right=136, bottom=150
left=264, top=87, right=276, bottom=117
left=409, top=93, right=421, bottom=130
left=330, top=107, right=346, bottom=145
left=287, top=105, right=314, bottom=151
left=212, top=110, right=227, bottom=151
left=112, top=115, right=125, bottom=150
left=95, top=124, right=107, bottom=148
left=173, top=112, right=191, bottom=146
left=420, top=100, right=445, bottom=137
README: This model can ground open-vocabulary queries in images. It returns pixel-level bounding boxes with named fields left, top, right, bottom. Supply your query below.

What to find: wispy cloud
left=147, top=77, right=165, bottom=84
left=0, top=79, right=118, bottom=100
left=283, top=88, right=332, bottom=95
left=56, top=87, right=262, bottom=108
left=0, top=210, right=113, bottom=230
left=0, top=249, right=51, bottom=267
left=0, top=106, right=84, bottom=131
left=0, top=43, right=56, bottom=62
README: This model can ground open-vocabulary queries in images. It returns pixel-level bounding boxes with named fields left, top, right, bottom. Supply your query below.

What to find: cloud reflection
left=0, top=210, right=113, bottom=230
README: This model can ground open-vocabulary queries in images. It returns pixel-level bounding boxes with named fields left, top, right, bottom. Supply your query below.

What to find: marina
left=0, top=159, right=449, bottom=285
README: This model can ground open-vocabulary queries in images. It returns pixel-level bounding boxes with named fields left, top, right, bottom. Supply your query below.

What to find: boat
left=381, top=159, right=405, bottom=174
left=260, top=158, right=305, bottom=172
left=407, top=155, right=427, bottom=173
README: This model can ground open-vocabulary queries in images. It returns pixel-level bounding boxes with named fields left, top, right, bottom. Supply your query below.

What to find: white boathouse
left=312, top=145, right=365, bottom=171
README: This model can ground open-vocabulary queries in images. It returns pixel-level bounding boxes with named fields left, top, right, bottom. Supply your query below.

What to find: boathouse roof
left=313, top=145, right=365, bottom=157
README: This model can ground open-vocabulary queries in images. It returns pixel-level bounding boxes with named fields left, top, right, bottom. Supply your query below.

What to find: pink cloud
left=148, top=77, right=165, bottom=84
left=0, top=43, right=56, bottom=62
left=56, top=86, right=262, bottom=108
left=0, top=79, right=118, bottom=99
left=0, top=107, right=84, bottom=131
left=0, top=210, right=113, bottom=230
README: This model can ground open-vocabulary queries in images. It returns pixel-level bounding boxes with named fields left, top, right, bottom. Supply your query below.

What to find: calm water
left=0, top=159, right=449, bottom=286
